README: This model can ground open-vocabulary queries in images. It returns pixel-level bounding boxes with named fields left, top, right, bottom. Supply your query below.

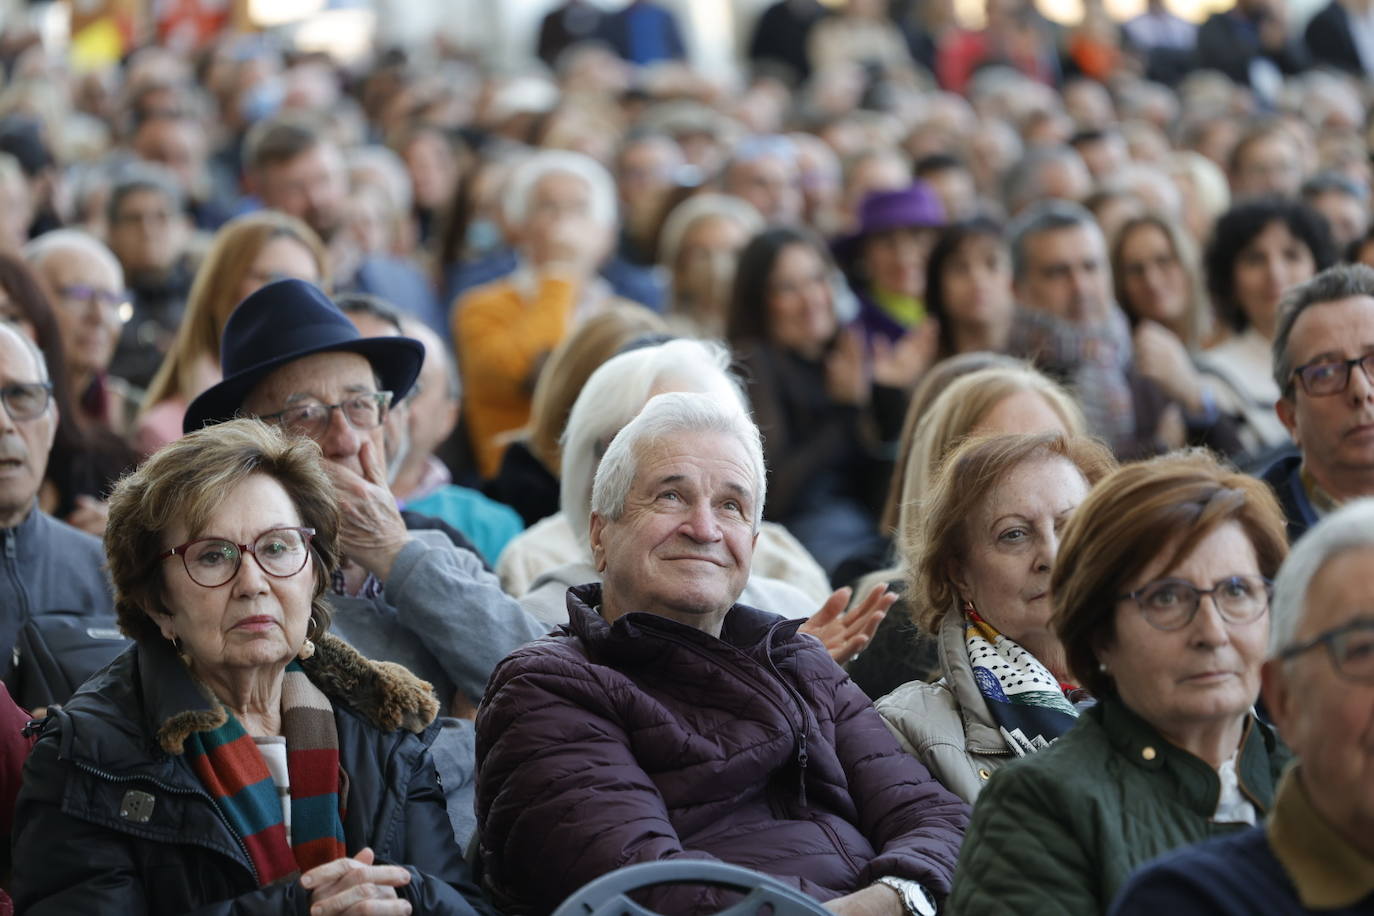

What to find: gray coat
left=874, top=612, right=1013, bottom=803
left=0, top=503, right=113, bottom=679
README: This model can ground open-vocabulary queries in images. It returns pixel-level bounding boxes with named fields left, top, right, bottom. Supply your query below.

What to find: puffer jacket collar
left=1095, top=694, right=1284, bottom=816
left=80, top=633, right=438, bottom=763
left=564, top=583, right=805, bottom=665
left=935, top=611, right=1008, bottom=757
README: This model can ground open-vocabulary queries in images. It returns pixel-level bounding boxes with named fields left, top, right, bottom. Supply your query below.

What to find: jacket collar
left=564, top=583, right=802, bottom=665
left=1096, top=694, right=1284, bottom=816
left=935, top=611, right=1007, bottom=755
left=144, top=633, right=439, bottom=755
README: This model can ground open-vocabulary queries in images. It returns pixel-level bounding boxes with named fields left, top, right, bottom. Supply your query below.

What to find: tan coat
left=874, top=612, right=1014, bottom=803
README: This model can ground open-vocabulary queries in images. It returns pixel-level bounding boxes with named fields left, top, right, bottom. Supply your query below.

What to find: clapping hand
left=800, top=583, right=897, bottom=665
left=826, top=328, right=870, bottom=406
left=871, top=322, right=940, bottom=391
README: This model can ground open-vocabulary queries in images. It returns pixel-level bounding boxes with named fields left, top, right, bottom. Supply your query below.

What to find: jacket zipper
left=761, top=625, right=812, bottom=808
left=72, top=760, right=260, bottom=885
left=6, top=528, right=27, bottom=673
left=649, top=625, right=811, bottom=807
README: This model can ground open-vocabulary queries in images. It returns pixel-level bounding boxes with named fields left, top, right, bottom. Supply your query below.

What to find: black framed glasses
left=1279, top=617, right=1374, bottom=683
left=258, top=392, right=392, bottom=440
left=1289, top=353, right=1374, bottom=397
left=160, top=526, right=316, bottom=588
left=0, top=382, right=52, bottom=421
left=1119, top=575, right=1272, bottom=632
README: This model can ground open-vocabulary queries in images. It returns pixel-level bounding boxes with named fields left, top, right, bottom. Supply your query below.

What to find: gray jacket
left=874, top=612, right=1012, bottom=804
left=328, top=529, right=551, bottom=706
left=0, top=504, right=113, bottom=679
left=326, top=528, right=551, bottom=849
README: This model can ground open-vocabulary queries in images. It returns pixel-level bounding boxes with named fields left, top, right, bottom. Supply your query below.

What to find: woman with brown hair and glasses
left=14, top=419, right=492, bottom=915
left=948, top=450, right=1292, bottom=915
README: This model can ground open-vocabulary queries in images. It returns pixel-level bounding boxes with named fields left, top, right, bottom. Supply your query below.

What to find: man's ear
left=1260, top=658, right=1293, bottom=744
left=1275, top=395, right=1298, bottom=443
left=44, top=397, right=58, bottom=453
left=589, top=512, right=607, bottom=573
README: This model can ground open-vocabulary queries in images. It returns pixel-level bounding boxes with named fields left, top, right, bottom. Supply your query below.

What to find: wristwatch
left=875, top=876, right=937, bottom=916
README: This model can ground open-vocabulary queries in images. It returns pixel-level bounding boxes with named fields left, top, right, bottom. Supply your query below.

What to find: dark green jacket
left=948, top=696, right=1289, bottom=915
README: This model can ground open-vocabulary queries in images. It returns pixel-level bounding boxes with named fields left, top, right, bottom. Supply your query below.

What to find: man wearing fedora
left=183, top=277, right=550, bottom=846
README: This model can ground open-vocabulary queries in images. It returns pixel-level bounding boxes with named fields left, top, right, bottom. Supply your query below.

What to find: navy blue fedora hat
left=183, top=279, right=425, bottom=434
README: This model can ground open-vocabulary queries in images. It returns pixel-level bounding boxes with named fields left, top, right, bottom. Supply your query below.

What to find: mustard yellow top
left=1268, top=765, right=1374, bottom=910
left=454, top=273, right=578, bottom=478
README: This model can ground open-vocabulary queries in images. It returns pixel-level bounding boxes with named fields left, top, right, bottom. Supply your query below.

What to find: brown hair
left=1110, top=212, right=1212, bottom=349
left=105, top=419, right=341, bottom=645
left=525, top=303, right=668, bottom=474
left=1052, top=449, right=1289, bottom=697
left=141, top=212, right=328, bottom=414
left=911, top=432, right=1116, bottom=631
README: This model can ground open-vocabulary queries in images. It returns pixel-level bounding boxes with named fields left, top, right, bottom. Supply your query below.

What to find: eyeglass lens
left=1298, top=354, right=1374, bottom=395
left=1133, top=575, right=1270, bottom=630
left=0, top=383, right=50, bottom=421
left=276, top=394, right=389, bottom=438
left=180, top=528, right=311, bottom=587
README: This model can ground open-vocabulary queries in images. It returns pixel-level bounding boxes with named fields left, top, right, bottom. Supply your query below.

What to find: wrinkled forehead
left=632, top=430, right=760, bottom=500
left=1298, top=545, right=1374, bottom=639
left=245, top=350, right=378, bottom=412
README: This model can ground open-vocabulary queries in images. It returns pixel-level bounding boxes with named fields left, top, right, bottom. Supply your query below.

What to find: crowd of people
left=0, top=0, right=1370, bottom=912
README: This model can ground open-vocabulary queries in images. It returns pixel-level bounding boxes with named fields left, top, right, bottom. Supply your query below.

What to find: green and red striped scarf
left=183, top=660, right=347, bottom=885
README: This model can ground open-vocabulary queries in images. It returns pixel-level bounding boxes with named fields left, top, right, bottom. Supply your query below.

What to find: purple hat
left=833, top=183, right=946, bottom=260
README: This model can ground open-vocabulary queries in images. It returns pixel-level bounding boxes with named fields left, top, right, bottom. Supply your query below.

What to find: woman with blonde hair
left=135, top=211, right=328, bottom=454
left=845, top=363, right=1087, bottom=700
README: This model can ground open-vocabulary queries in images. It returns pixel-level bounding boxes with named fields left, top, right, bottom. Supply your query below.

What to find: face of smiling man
left=590, top=429, right=759, bottom=637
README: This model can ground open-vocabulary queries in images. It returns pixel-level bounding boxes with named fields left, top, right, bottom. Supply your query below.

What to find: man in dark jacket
left=1264, top=264, right=1374, bottom=542
left=475, top=391, right=969, bottom=915
left=1197, top=0, right=1309, bottom=99
left=0, top=323, right=113, bottom=682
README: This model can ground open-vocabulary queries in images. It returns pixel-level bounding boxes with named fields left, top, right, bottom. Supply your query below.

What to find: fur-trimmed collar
left=155, top=633, right=438, bottom=754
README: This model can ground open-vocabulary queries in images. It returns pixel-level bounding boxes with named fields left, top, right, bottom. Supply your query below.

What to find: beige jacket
left=874, top=612, right=1013, bottom=803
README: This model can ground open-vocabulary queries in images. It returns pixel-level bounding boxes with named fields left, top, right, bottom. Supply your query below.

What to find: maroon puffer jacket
left=475, top=585, right=970, bottom=915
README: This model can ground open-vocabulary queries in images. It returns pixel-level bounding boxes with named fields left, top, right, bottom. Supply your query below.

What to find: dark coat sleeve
left=390, top=744, right=496, bottom=915
left=827, top=670, right=969, bottom=898
left=1304, top=1, right=1364, bottom=72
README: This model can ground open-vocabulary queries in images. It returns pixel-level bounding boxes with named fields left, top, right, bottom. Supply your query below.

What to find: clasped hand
left=300, top=847, right=412, bottom=915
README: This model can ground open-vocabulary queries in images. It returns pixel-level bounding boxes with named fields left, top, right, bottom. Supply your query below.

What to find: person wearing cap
left=835, top=184, right=947, bottom=375
left=183, top=278, right=550, bottom=844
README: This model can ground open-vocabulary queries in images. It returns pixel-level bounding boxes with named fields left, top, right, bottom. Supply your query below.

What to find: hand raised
left=871, top=322, right=940, bottom=391
left=800, top=583, right=896, bottom=665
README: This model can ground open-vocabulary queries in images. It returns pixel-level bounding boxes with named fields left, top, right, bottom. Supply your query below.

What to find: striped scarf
left=965, top=611, right=1079, bottom=757
left=183, top=660, right=346, bottom=885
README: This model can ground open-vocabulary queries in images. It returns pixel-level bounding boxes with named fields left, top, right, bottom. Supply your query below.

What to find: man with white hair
left=1110, top=499, right=1374, bottom=913
left=476, top=391, right=968, bottom=915
left=0, top=323, right=112, bottom=682
left=23, top=229, right=133, bottom=436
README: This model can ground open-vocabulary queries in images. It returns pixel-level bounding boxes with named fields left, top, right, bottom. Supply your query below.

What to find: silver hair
left=0, top=321, right=49, bottom=384
left=1270, top=498, right=1374, bottom=657
left=591, top=390, right=766, bottom=531
left=1271, top=264, right=1374, bottom=393
left=656, top=193, right=763, bottom=267
left=561, top=338, right=748, bottom=549
left=503, top=149, right=617, bottom=230
left=1001, top=146, right=1087, bottom=219
left=1006, top=199, right=1100, bottom=282
left=23, top=229, right=125, bottom=287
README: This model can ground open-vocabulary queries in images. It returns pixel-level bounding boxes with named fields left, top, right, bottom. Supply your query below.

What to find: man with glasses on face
left=23, top=230, right=134, bottom=437
left=183, top=278, right=548, bottom=846
left=1110, top=499, right=1374, bottom=914
left=0, top=322, right=112, bottom=681
left=1263, top=264, right=1374, bottom=541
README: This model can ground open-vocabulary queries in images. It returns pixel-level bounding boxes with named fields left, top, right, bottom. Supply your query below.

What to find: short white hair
left=503, top=149, right=617, bottom=230
left=0, top=321, right=48, bottom=384
left=561, top=338, right=748, bottom=549
left=591, top=390, right=766, bottom=530
left=656, top=193, right=763, bottom=268
left=23, top=229, right=124, bottom=287
left=1270, top=499, right=1374, bottom=657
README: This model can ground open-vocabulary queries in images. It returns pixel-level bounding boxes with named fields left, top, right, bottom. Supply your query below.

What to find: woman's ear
left=947, top=559, right=972, bottom=607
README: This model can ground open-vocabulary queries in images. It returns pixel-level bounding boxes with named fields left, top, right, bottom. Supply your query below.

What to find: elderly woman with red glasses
left=13, top=419, right=492, bottom=916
